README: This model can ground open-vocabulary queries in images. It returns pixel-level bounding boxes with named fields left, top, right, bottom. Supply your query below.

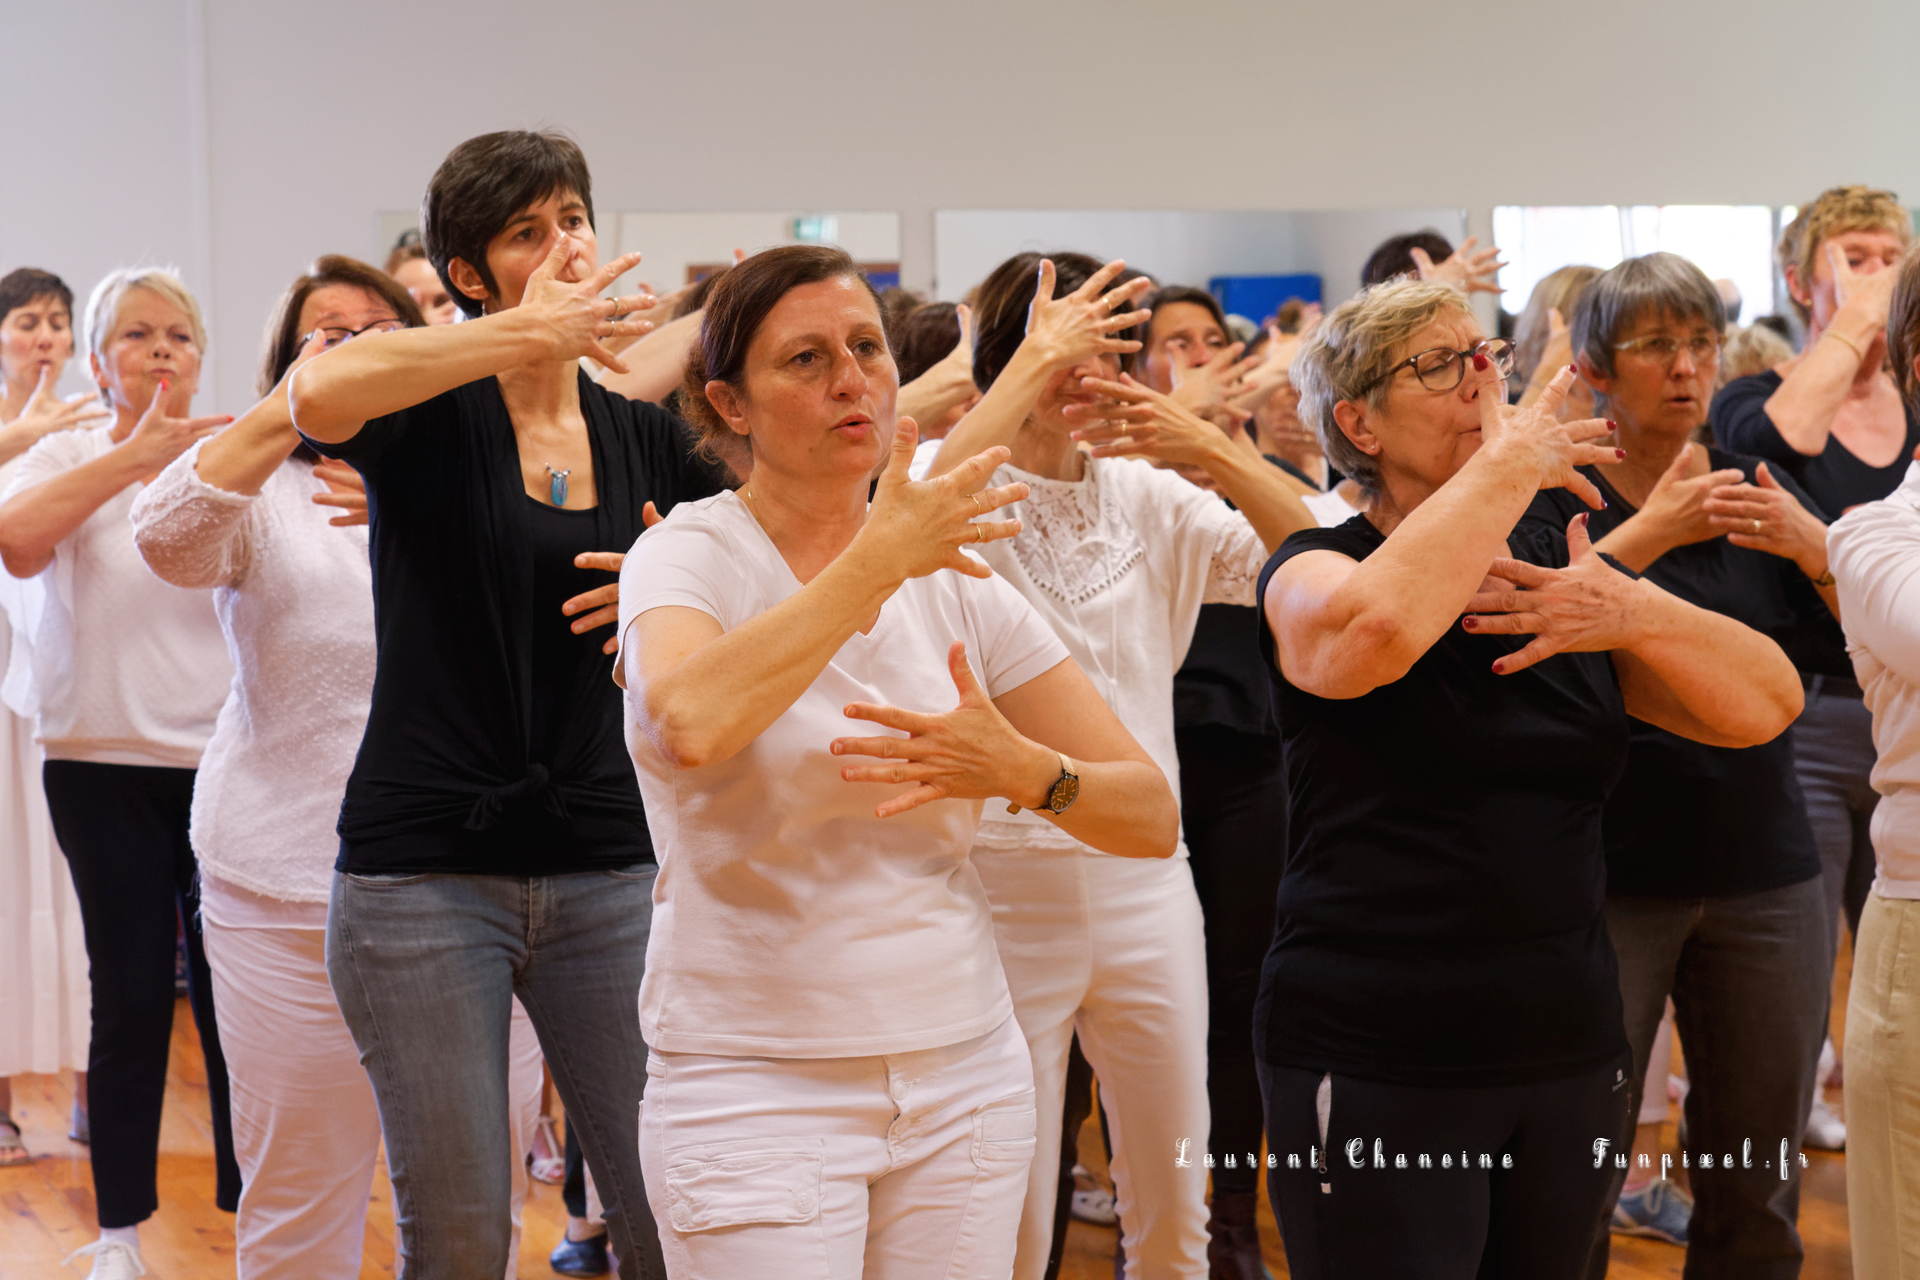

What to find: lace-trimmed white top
left=969, top=455, right=1264, bottom=856
left=129, top=441, right=373, bottom=906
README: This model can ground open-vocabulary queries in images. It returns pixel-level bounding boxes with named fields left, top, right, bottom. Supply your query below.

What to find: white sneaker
left=62, top=1239, right=147, bottom=1279
left=1069, top=1164, right=1118, bottom=1226
left=1804, top=1094, right=1846, bottom=1151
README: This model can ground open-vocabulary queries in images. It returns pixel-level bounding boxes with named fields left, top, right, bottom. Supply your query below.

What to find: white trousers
left=640, top=1015, right=1035, bottom=1279
left=203, top=920, right=544, bottom=1280
left=1846, top=891, right=1920, bottom=1279
left=971, top=846, right=1211, bottom=1280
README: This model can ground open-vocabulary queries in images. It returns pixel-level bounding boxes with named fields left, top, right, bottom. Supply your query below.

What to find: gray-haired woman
left=1531, top=252, right=1836, bottom=1276
left=1252, top=276, right=1803, bottom=1278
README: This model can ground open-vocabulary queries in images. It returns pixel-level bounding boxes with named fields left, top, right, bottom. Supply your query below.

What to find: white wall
left=6, top=0, right=1918, bottom=413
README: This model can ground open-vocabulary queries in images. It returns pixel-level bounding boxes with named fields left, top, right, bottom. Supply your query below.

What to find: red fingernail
left=1578, top=512, right=1590, bottom=526
left=1607, top=420, right=1617, bottom=430
left=1567, top=363, right=1577, bottom=374
left=1462, top=616, right=1478, bottom=630
left=1615, top=448, right=1626, bottom=459
left=1472, top=354, right=1490, bottom=371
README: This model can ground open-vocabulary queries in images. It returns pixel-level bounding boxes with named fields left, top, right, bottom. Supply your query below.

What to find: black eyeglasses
left=1361, top=338, right=1515, bottom=394
left=300, top=319, right=407, bottom=350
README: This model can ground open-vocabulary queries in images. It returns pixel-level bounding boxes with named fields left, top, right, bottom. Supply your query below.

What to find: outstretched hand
left=1630, top=445, right=1746, bottom=550
left=860, top=417, right=1028, bottom=583
left=829, top=641, right=1053, bottom=817
left=560, top=502, right=662, bottom=654
left=1411, top=236, right=1505, bottom=296
left=1461, top=512, right=1646, bottom=674
left=520, top=234, right=658, bottom=374
left=5, top=364, right=109, bottom=443
left=123, top=379, right=231, bottom=475
left=1067, top=373, right=1235, bottom=468
left=1474, top=359, right=1618, bottom=509
left=1024, top=258, right=1152, bottom=371
left=1706, top=461, right=1830, bottom=573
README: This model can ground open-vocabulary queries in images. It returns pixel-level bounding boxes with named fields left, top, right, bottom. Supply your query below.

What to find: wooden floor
left=0, top=941, right=1856, bottom=1279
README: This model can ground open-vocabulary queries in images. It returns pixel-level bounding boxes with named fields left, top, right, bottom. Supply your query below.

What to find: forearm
left=1618, top=582, right=1802, bottom=746
left=598, top=310, right=702, bottom=404
left=1592, top=516, right=1678, bottom=574
left=289, top=309, right=551, bottom=442
left=1032, top=758, right=1179, bottom=859
left=193, top=385, right=297, bottom=496
left=1200, top=440, right=1316, bottom=553
left=642, top=549, right=904, bottom=768
left=927, top=345, right=1054, bottom=478
left=0, top=449, right=145, bottom=577
left=1763, top=329, right=1877, bottom=455
left=0, top=422, right=42, bottom=469
left=897, top=364, right=975, bottom=433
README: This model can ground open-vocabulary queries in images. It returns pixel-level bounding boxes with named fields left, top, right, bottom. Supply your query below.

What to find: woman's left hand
left=1067, top=373, right=1233, bottom=469
left=561, top=502, right=661, bottom=654
left=310, top=462, right=369, bottom=527
left=1461, top=513, right=1646, bottom=674
left=1704, top=462, right=1830, bottom=577
left=830, top=641, right=1055, bottom=818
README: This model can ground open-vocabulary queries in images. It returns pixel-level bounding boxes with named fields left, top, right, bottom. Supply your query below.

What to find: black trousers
left=1260, top=1054, right=1632, bottom=1280
left=1176, top=724, right=1287, bottom=1196
left=43, top=760, right=241, bottom=1227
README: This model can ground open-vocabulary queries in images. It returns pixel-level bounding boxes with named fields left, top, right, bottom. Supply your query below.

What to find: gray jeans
left=328, top=866, right=667, bottom=1280
left=1583, top=875, right=1830, bottom=1280
left=1794, top=679, right=1879, bottom=956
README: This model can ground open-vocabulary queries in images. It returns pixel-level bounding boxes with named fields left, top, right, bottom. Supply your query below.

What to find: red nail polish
left=1615, top=448, right=1627, bottom=459
left=1567, top=363, right=1577, bottom=374
left=1472, top=354, right=1490, bottom=371
left=1607, top=420, right=1617, bottom=430
left=1462, top=617, right=1478, bottom=630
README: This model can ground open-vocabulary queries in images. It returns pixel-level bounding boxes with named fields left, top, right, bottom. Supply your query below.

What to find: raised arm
left=625, top=424, right=1026, bottom=769
left=288, top=236, right=654, bottom=444
left=0, top=381, right=230, bottom=579
left=896, top=304, right=978, bottom=430
left=1762, top=243, right=1896, bottom=456
left=1265, top=363, right=1614, bottom=699
left=924, top=259, right=1151, bottom=479
left=830, top=643, right=1178, bottom=859
left=1464, top=512, right=1801, bottom=747
left=597, top=308, right=704, bottom=404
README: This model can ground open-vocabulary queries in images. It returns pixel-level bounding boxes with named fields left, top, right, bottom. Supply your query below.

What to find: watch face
left=1048, top=772, right=1080, bottom=812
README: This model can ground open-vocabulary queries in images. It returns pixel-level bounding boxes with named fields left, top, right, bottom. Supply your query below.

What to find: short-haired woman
left=290, top=131, right=729, bottom=1280
left=1711, top=186, right=1920, bottom=1147
left=0, top=267, right=241, bottom=1280
left=1828, top=240, right=1920, bottom=1280
left=1537, top=253, right=1836, bottom=1273
left=925, top=252, right=1315, bottom=1279
left=0, top=266, right=100, bottom=1171
left=385, top=231, right=459, bottom=325
left=1258, top=276, right=1801, bottom=1278
left=620, top=243, right=1176, bottom=1277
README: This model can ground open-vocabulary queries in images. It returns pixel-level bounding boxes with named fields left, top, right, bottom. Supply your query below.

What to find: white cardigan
left=1828, top=460, right=1920, bottom=899
left=130, top=442, right=373, bottom=905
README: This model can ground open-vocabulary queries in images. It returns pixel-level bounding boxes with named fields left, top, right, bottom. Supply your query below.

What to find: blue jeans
left=1583, top=875, right=1830, bottom=1280
left=327, top=867, right=666, bottom=1280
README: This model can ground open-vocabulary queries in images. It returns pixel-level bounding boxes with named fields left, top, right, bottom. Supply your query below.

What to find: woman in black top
left=1711, top=188, right=1920, bottom=966
left=1540, top=254, right=1835, bottom=1277
left=290, top=131, right=726, bottom=1280
left=1256, top=277, right=1801, bottom=1279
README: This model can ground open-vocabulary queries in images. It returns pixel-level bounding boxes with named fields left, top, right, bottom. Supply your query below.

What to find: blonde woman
left=0, top=267, right=239, bottom=1280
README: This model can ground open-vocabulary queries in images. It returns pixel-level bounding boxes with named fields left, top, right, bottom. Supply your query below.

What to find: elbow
left=0, top=516, right=45, bottom=580
left=287, top=362, right=346, bottom=444
left=1714, top=653, right=1805, bottom=749
left=642, top=699, right=730, bottom=772
left=1292, top=611, right=1419, bottom=700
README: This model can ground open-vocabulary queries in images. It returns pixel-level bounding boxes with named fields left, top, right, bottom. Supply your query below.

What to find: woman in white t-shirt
left=617, top=245, right=1178, bottom=1279
left=0, top=267, right=241, bottom=1279
left=921, top=252, right=1317, bottom=1280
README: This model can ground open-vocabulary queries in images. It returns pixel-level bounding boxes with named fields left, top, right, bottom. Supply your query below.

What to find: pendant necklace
left=546, top=466, right=572, bottom=507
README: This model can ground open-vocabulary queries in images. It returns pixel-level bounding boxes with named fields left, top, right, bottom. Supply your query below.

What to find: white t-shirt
left=1304, top=487, right=1364, bottom=528
left=616, top=490, right=1070, bottom=1057
left=1, top=427, right=231, bottom=767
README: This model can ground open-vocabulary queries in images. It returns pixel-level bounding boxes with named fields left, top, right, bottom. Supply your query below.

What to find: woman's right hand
left=122, top=379, right=231, bottom=475
left=1023, top=258, right=1152, bottom=371
left=857, top=417, right=1028, bottom=583
left=5, top=366, right=109, bottom=442
left=1474, top=360, right=1618, bottom=508
left=1830, top=241, right=1899, bottom=331
left=518, top=235, right=658, bottom=372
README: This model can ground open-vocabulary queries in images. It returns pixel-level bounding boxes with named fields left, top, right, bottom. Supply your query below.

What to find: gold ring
left=974, top=524, right=987, bottom=543
left=971, top=493, right=985, bottom=514
left=611, top=298, right=623, bottom=322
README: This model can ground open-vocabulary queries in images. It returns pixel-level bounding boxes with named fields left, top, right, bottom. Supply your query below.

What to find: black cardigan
left=307, top=371, right=729, bottom=875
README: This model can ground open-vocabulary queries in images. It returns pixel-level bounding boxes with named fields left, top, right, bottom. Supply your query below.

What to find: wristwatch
left=1007, top=752, right=1080, bottom=818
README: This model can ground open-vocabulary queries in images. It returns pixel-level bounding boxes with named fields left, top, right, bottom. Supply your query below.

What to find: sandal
left=529, top=1114, right=565, bottom=1185
left=0, top=1114, right=31, bottom=1167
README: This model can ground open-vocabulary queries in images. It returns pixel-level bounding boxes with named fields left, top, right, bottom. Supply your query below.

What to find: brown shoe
left=1207, top=1190, right=1274, bottom=1280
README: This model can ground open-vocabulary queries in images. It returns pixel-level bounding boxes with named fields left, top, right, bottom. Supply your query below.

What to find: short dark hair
left=0, top=268, right=75, bottom=327
left=1143, top=286, right=1230, bottom=341
left=1361, top=231, right=1455, bottom=287
left=422, top=130, right=595, bottom=319
left=972, top=251, right=1145, bottom=391
left=259, top=255, right=425, bottom=396
left=892, top=301, right=963, bottom=385
left=681, top=245, right=883, bottom=462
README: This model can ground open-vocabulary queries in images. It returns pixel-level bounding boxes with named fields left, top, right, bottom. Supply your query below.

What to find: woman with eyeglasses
left=923, top=252, right=1316, bottom=1280
left=1257, top=276, right=1801, bottom=1279
left=0, top=267, right=242, bottom=1280
left=287, top=131, right=728, bottom=1280
left=1525, top=254, right=1836, bottom=1274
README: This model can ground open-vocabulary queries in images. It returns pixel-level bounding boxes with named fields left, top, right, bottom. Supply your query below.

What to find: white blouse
left=130, top=442, right=373, bottom=907
left=968, top=455, right=1263, bottom=857
left=2, top=427, right=231, bottom=767
left=617, top=491, right=1071, bottom=1057
left=1828, top=461, right=1920, bottom=899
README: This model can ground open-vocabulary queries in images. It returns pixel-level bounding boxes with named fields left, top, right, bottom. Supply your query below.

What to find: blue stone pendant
left=547, top=466, right=571, bottom=507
